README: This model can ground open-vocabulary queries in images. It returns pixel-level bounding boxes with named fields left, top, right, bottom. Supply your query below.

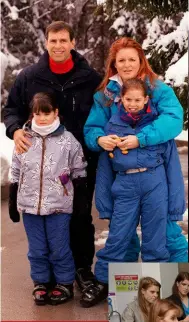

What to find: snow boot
left=80, top=281, right=108, bottom=308
left=50, top=284, right=74, bottom=305
left=32, top=284, right=49, bottom=306
left=75, top=267, right=96, bottom=291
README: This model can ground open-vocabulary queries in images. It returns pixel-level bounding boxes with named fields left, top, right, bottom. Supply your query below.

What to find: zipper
left=73, top=96, right=76, bottom=111
left=61, top=79, right=74, bottom=92
left=37, top=137, right=46, bottom=214
left=19, top=173, right=24, bottom=192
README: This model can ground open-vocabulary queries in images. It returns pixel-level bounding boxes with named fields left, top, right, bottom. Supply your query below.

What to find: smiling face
left=46, top=29, right=75, bottom=63
left=122, top=88, right=148, bottom=114
left=159, top=309, right=179, bottom=322
left=177, top=279, right=189, bottom=297
left=33, top=109, right=58, bottom=126
left=142, top=285, right=160, bottom=304
left=115, top=47, right=140, bottom=82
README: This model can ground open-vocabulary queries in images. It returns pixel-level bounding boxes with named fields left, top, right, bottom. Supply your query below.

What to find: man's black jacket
left=4, top=50, right=101, bottom=161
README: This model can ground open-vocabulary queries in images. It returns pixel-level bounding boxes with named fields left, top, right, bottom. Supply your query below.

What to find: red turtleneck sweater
left=49, top=55, right=74, bottom=74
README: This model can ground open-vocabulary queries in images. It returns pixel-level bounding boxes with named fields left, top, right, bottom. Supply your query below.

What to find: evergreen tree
left=99, top=0, right=188, bottom=19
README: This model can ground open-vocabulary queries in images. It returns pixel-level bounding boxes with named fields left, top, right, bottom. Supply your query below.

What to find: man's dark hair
left=45, top=21, right=75, bottom=41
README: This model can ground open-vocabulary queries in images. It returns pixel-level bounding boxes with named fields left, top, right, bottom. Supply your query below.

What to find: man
left=4, top=21, right=101, bottom=296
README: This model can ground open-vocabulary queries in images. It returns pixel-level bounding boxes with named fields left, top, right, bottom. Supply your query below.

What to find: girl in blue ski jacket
left=94, top=78, right=186, bottom=275
left=81, top=37, right=188, bottom=308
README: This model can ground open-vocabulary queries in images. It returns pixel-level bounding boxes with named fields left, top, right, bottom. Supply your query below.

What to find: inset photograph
left=108, top=263, right=189, bottom=322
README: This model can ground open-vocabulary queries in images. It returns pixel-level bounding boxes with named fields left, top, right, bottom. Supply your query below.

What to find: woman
left=167, top=272, right=189, bottom=321
left=121, top=277, right=161, bottom=322
left=80, top=37, right=188, bottom=308
left=83, top=37, right=187, bottom=264
left=149, top=299, right=183, bottom=322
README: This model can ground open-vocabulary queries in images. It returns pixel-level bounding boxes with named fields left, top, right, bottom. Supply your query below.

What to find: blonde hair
left=148, top=299, right=183, bottom=322
left=138, top=277, right=161, bottom=321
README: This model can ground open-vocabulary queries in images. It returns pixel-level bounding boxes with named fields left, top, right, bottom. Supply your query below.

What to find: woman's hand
left=97, top=135, right=120, bottom=151
left=183, top=316, right=189, bottom=322
left=117, top=135, right=139, bottom=150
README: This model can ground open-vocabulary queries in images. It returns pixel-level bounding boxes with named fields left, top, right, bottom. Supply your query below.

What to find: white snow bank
left=0, top=52, right=8, bottom=84
left=95, top=237, right=107, bottom=246
left=165, top=52, right=188, bottom=86
left=95, top=230, right=109, bottom=246
left=176, top=130, right=188, bottom=142
left=0, top=123, right=14, bottom=185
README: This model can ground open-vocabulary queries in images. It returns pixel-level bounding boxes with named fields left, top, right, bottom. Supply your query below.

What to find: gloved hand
left=72, top=177, right=89, bottom=216
left=9, top=182, right=20, bottom=222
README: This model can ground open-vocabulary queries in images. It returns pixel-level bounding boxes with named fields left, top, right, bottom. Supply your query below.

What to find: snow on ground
left=95, top=230, right=109, bottom=246
left=0, top=52, right=8, bottom=85
left=0, top=123, right=14, bottom=185
left=176, top=130, right=188, bottom=142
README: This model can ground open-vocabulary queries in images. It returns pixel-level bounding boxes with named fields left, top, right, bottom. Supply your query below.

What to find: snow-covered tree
left=1, top=0, right=188, bottom=127
left=99, top=0, right=188, bottom=128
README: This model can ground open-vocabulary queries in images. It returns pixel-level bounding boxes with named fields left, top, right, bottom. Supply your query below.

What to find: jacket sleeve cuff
left=136, top=132, right=147, bottom=148
left=99, top=211, right=112, bottom=220
left=168, top=213, right=183, bottom=221
left=85, top=129, right=105, bottom=152
left=6, top=124, right=22, bottom=140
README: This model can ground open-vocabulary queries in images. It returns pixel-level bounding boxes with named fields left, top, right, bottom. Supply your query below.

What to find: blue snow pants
left=23, top=213, right=75, bottom=284
left=95, top=165, right=170, bottom=283
left=123, top=221, right=188, bottom=263
left=166, top=220, right=188, bottom=262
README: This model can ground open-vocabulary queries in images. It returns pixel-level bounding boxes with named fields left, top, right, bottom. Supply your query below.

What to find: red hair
left=98, top=37, right=158, bottom=92
left=148, top=299, right=183, bottom=322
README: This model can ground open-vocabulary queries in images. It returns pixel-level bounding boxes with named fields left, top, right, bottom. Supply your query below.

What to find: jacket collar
left=110, top=99, right=158, bottom=128
left=104, top=75, right=157, bottom=103
left=23, top=121, right=65, bottom=137
left=34, top=50, right=92, bottom=87
left=36, top=50, right=91, bottom=74
left=109, top=74, right=123, bottom=86
left=104, top=74, right=122, bottom=102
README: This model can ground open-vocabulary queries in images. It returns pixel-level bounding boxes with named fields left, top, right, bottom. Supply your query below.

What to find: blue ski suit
left=94, top=103, right=186, bottom=283
left=84, top=77, right=188, bottom=263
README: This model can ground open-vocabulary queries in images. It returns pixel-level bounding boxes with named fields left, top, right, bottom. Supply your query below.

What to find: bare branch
left=38, top=2, right=64, bottom=19
left=3, top=0, right=46, bottom=18
left=18, top=0, right=45, bottom=12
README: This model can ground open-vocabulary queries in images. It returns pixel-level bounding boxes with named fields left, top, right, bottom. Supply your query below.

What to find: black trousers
left=69, top=153, right=98, bottom=270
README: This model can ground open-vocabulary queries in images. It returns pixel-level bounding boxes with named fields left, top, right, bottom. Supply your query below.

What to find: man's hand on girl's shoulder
left=13, top=129, right=32, bottom=154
